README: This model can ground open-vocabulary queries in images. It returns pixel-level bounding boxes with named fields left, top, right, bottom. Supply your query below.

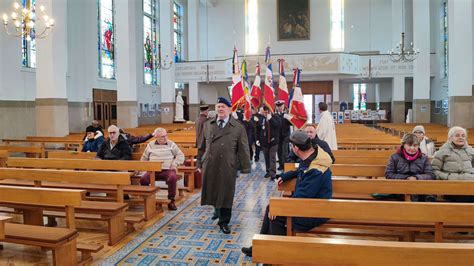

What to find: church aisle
left=101, top=162, right=277, bottom=265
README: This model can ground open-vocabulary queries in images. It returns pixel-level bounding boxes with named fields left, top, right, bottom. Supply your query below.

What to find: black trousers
left=277, top=136, right=289, bottom=168
left=214, top=207, right=232, bottom=225
left=259, top=205, right=287, bottom=236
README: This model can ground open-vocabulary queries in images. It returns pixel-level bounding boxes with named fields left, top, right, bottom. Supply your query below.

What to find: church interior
left=0, top=0, right=474, bottom=265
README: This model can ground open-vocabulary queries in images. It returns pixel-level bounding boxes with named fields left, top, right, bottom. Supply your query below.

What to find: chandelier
left=157, top=43, right=173, bottom=70
left=360, top=58, right=379, bottom=80
left=388, top=0, right=420, bottom=62
left=2, top=1, right=54, bottom=40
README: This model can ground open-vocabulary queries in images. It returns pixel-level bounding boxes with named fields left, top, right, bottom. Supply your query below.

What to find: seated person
left=432, top=126, right=474, bottom=202
left=413, top=125, right=435, bottom=157
left=381, top=133, right=435, bottom=201
left=84, top=120, right=104, bottom=138
left=119, top=128, right=155, bottom=147
left=287, top=123, right=335, bottom=164
left=96, top=125, right=132, bottom=160
left=241, top=130, right=333, bottom=257
left=139, top=128, right=185, bottom=211
left=82, top=129, right=104, bottom=152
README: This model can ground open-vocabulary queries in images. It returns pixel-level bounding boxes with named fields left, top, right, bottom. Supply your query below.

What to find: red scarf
left=402, top=148, right=421, bottom=161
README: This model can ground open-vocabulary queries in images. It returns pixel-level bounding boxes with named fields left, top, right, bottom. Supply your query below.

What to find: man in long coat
left=197, top=97, right=251, bottom=234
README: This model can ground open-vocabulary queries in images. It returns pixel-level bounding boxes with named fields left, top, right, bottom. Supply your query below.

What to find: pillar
left=35, top=0, right=69, bottom=136
left=115, top=0, right=139, bottom=128
left=412, top=0, right=430, bottom=123
left=188, top=81, right=200, bottom=121
left=447, top=0, right=473, bottom=128
left=391, top=76, right=405, bottom=123
left=332, top=78, right=340, bottom=112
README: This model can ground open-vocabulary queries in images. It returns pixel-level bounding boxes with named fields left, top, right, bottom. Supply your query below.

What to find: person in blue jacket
left=241, top=130, right=333, bottom=257
left=82, top=129, right=105, bottom=152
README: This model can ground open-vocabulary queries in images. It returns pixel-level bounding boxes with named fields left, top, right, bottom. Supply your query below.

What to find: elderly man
left=140, top=128, right=185, bottom=210
left=96, top=125, right=132, bottom=160
left=197, top=97, right=251, bottom=234
left=316, top=102, right=338, bottom=150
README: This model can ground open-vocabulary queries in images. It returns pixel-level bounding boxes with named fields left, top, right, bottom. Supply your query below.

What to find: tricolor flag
left=241, top=60, right=252, bottom=121
left=231, top=47, right=245, bottom=112
left=277, top=59, right=289, bottom=107
left=263, top=46, right=275, bottom=112
left=250, top=63, right=262, bottom=109
left=288, top=68, right=307, bottom=129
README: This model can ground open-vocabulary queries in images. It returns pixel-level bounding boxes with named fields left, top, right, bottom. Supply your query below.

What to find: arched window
left=98, top=0, right=115, bottom=79
left=173, top=2, right=183, bottom=62
left=143, top=0, right=158, bottom=85
left=21, top=0, right=36, bottom=68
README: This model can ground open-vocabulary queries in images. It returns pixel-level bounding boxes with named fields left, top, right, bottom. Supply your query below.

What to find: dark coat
left=280, top=147, right=333, bottom=231
left=275, top=112, right=291, bottom=139
left=82, top=136, right=104, bottom=152
left=197, top=116, right=251, bottom=209
left=257, top=114, right=281, bottom=147
left=195, top=113, right=208, bottom=147
left=385, top=148, right=434, bottom=180
left=122, top=133, right=153, bottom=146
left=96, top=135, right=132, bottom=160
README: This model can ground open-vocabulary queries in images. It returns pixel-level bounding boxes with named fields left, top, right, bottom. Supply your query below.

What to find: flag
left=288, top=68, right=307, bottom=129
left=231, top=47, right=245, bottom=112
left=250, top=63, right=262, bottom=109
left=277, top=59, right=289, bottom=107
left=263, top=46, right=275, bottom=112
left=241, top=60, right=252, bottom=121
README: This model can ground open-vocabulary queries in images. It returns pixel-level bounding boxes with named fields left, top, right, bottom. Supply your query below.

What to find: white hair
left=153, top=127, right=166, bottom=136
left=447, top=126, right=467, bottom=140
left=107, top=125, right=119, bottom=132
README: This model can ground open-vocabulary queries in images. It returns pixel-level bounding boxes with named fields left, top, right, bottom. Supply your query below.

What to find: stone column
left=115, top=0, right=139, bottom=128
left=412, top=0, right=430, bottom=123
left=35, top=0, right=69, bottom=136
left=391, top=76, right=405, bottom=123
left=332, top=78, right=340, bottom=112
left=187, top=0, right=200, bottom=61
left=447, top=0, right=473, bottom=128
left=159, top=0, right=176, bottom=123
left=188, top=81, right=200, bottom=121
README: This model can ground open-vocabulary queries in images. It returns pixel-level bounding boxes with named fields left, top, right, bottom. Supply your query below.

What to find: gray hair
left=107, top=125, right=119, bottom=132
left=447, top=126, right=467, bottom=140
left=153, top=127, right=166, bottom=136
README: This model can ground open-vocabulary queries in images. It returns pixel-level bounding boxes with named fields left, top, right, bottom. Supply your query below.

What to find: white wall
left=339, top=80, right=392, bottom=104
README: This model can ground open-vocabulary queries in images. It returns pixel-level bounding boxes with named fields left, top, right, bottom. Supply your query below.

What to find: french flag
left=288, top=68, right=307, bottom=129
left=277, top=59, right=289, bottom=107
left=263, top=46, right=275, bottom=112
left=250, top=63, right=262, bottom=109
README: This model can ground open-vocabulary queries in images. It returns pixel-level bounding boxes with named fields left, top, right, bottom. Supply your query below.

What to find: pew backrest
left=47, top=151, right=96, bottom=159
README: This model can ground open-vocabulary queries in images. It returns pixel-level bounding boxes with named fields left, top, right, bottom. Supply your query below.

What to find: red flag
left=231, top=47, right=245, bottom=112
left=288, top=68, right=307, bottom=129
left=250, top=63, right=262, bottom=109
left=277, top=59, right=289, bottom=107
left=263, top=46, right=275, bottom=112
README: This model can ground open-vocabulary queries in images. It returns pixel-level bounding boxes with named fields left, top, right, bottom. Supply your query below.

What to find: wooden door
left=93, top=89, right=117, bottom=129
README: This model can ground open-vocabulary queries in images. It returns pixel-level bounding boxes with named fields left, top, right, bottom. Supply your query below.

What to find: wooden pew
left=252, top=234, right=474, bottom=266
left=3, top=137, right=83, bottom=151
left=335, top=156, right=389, bottom=165
left=284, top=163, right=386, bottom=178
left=0, top=216, right=12, bottom=240
left=47, top=150, right=96, bottom=159
left=0, top=150, right=7, bottom=167
left=0, top=145, right=45, bottom=158
left=6, top=157, right=162, bottom=220
left=0, top=185, right=84, bottom=265
left=332, top=149, right=393, bottom=158
left=269, top=198, right=474, bottom=242
left=0, top=168, right=131, bottom=245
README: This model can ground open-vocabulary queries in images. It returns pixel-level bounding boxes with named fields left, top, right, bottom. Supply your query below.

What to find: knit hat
left=412, top=125, right=425, bottom=134
left=86, top=126, right=96, bottom=133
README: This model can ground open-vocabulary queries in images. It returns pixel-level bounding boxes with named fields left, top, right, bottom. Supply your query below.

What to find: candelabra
left=2, top=1, right=54, bottom=40
left=388, top=32, right=420, bottom=63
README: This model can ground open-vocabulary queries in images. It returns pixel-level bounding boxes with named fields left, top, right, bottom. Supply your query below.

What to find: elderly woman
left=412, top=125, right=435, bottom=157
left=431, top=126, right=474, bottom=202
left=382, top=133, right=436, bottom=201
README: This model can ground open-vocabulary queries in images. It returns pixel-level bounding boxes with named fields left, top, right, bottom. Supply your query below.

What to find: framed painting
left=277, top=0, right=310, bottom=41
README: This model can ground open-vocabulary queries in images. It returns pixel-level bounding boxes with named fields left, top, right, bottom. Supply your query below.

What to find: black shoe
left=241, top=246, right=252, bottom=257
left=219, top=224, right=231, bottom=234
left=264, top=173, right=270, bottom=178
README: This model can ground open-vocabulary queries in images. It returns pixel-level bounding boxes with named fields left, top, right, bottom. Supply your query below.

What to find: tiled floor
left=102, top=161, right=277, bottom=265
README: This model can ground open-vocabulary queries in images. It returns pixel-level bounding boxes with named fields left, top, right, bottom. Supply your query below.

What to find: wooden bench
left=47, top=150, right=97, bottom=159
left=3, top=137, right=83, bottom=151
left=0, top=150, right=7, bottom=167
left=0, top=216, right=12, bottom=240
left=6, top=157, right=162, bottom=221
left=333, top=149, right=394, bottom=158
left=0, top=168, right=132, bottom=245
left=284, top=163, right=386, bottom=178
left=269, top=198, right=474, bottom=242
left=0, top=185, right=104, bottom=265
left=252, top=234, right=474, bottom=266
left=0, top=145, right=45, bottom=158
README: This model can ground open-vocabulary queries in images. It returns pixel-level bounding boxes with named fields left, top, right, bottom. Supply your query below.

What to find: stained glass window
left=21, top=0, right=36, bottom=68
left=330, top=0, right=344, bottom=51
left=353, top=84, right=367, bottom=111
left=353, top=84, right=360, bottom=110
left=98, top=0, right=115, bottom=79
left=173, top=2, right=183, bottom=62
left=144, top=0, right=158, bottom=85
left=441, top=1, right=448, bottom=79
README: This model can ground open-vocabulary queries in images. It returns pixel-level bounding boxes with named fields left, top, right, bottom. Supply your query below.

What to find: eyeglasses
left=413, top=131, right=423, bottom=134
left=109, top=131, right=117, bottom=134
left=157, top=134, right=167, bottom=139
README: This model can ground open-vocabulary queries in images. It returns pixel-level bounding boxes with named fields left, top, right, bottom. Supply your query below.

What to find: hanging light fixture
left=388, top=0, right=420, bottom=62
left=2, top=0, right=54, bottom=40
left=360, top=0, right=379, bottom=80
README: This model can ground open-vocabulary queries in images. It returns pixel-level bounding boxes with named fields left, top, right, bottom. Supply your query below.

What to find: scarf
left=402, top=148, right=421, bottom=161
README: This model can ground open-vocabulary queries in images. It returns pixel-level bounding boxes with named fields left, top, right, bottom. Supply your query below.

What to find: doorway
left=303, top=94, right=333, bottom=123
left=93, top=89, right=117, bottom=129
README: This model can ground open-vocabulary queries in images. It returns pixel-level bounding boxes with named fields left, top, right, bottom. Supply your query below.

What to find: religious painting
left=277, top=0, right=310, bottom=41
